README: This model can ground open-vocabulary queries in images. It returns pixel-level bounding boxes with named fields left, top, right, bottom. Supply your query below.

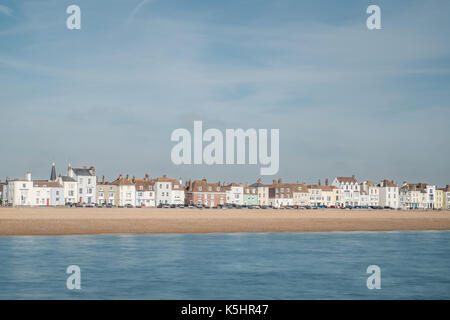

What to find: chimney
left=145, top=173, right=149, bottom=182
left=278, top=178, right=282, bottom=184
left=325, top=178, right=329, bottom=186
left=257, top=178, right=262, bottom=184
left=318, top=179, right=321, bottom=186
left=273, top=179, right=276, bottom=185
left=202, top=177, right=207, bottom=182
left=352, top=175, right=355, bottom=179
left=26, top=171, right=31, bottom=181
left=119, top=174, right=123, bottom=179
left=163, top=174, right=167, bottom=178
left=179, top=177, right=182, bottom=185
left=68, top=164, right=74, bottom=178
left=126, top=174, right=129, bottom=180
left=245, top=182, right=248, bottom=187
left=102, top=176, right=106, bottom=184
left=6, top=177, right=10, bottom=183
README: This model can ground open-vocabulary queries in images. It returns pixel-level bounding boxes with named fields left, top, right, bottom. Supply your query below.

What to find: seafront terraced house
left=111, top=174, right=136, bottom=207
left=332, top=176, right=360, bottom=207
left=435, top=188, right=444, bottom=209
left=307, top=180, right=341, bottom=207
left=134, top=174, right=156, bottom=207
left=268, top=178, right=308, bottom=208
left=32, top=180, right=64, bottom=206
left=224, top=182, right=244, bottom=206
left=184, top=179, right=226, bottom=207
left=96, top=177, right=119, bottom=206
left=293, top=182, right=310, bottom=207
left=2, top=172, right=34, bottom=206
left=153, top=175, right=185, bottom=205
left=399, top=182, right=435, bottom=209
left=250, top=178, right=269, bottom=206
left=56, top=174, right=78, bottom=205
left=378, top=179, right=399, bottom=209
left=360, top=180, right=379, bottom=207
left=69, top=164, right=97, bottom=205
left=243, top=183, right=258, bottom=206
left=443, top=185, right=450, bottom=209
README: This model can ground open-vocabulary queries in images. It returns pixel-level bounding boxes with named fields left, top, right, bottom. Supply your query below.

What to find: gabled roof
left=336, top=176, right=357, bottom=184
left=111, top=175, right=135, bottom=186
left=380, top=179, right=397, bottom=188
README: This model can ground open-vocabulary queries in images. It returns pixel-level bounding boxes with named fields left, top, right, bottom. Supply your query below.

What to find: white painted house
left=3, top=172, right=34, bottom=206
left=153, top=175, right=185, bottom=205
left=332, top=176, right=360, bottom=207
left=360, top=180, right=380, bottom=207
left=69, top=165, right=97, bottom=204
left=378, top=179, right=399, bottom=209
left=225, top=183, right=244, bottom=205
left=32, top=180, right=65, bottom=206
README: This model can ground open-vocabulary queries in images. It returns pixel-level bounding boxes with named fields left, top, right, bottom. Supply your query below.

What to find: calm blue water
left=0, top=231, right=449, bottom=299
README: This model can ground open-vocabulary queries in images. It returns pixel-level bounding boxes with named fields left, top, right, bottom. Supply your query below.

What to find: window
left=199, top=186, right=202, bottom=191
left=56, top=191, right=59, bottom=196
left=88, top=179, right=91, bottom=185
left=79, top=188, right=83, bottom=194
left=208, top=186, right=212, bottom=191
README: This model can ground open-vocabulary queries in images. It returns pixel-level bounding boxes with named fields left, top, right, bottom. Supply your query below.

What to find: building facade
left=185, top=179, right=226, bottom=207
left=332, top=176, right=360, bottom=207
left=134, top=174, right=156, bottom=207
left=69, top=165, right=97, bottom=204
left=250, top=178, right=269, bottom=206
left=378, top=179, right=399, bottom=209
left=243, top=184, right=258, bottom=206
left=225, top=183, right=244, bottom=205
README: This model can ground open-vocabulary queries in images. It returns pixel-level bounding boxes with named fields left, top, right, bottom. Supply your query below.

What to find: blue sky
left=0, top=0, right=449, bottom=185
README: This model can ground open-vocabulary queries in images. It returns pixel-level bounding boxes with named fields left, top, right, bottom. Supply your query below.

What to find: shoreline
left=1, top=207, right=449, bottom=236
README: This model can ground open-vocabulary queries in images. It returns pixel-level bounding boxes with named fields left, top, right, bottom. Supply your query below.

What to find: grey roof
left=73, top=168, right=94, bottom=176
left=250, top=182, right=265, bottom=187
left=50, top=163, right=57, bottom=181
left=61, top=176, right=76, bottom=182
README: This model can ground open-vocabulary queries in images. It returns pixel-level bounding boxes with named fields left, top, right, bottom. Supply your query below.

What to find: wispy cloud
left=0, top=4, right=12, bottom=16
left=128, top=0, right=153, bottom=21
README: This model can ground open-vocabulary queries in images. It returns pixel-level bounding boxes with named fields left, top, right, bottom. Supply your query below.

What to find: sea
left=0, top=231, right=449, bottom=299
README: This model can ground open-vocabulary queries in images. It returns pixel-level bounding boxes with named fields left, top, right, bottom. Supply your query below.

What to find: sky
left=0, top=0, right=449, bottom=185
